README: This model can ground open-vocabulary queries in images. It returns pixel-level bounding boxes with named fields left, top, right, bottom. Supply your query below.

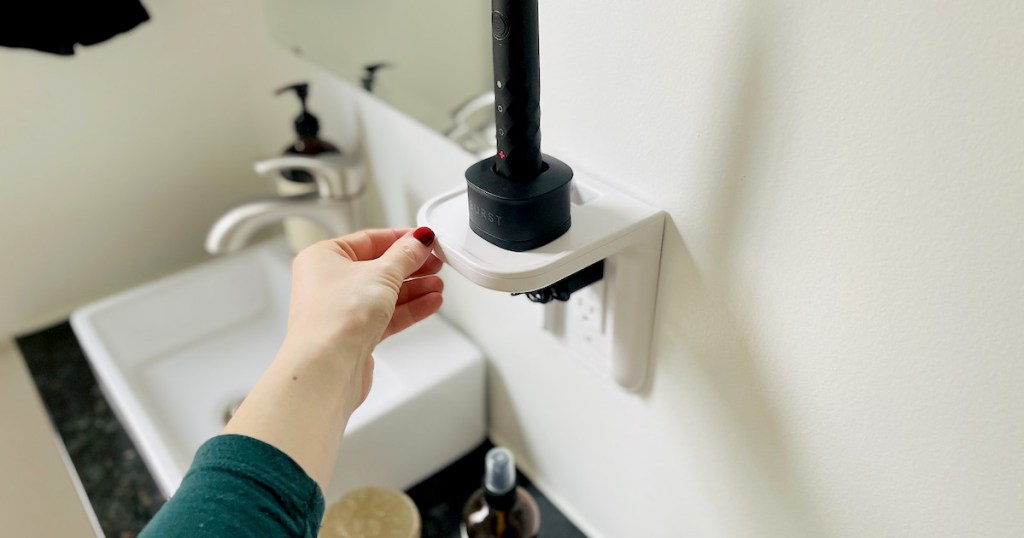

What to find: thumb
left=376, top=227, right=436, bottom=282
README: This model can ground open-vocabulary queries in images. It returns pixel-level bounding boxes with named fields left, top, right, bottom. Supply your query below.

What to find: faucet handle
left=254, top=156, right=358, bottom=199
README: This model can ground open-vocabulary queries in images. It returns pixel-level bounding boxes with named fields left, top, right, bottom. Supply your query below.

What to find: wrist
left=276, top=332, right=371, bottom=414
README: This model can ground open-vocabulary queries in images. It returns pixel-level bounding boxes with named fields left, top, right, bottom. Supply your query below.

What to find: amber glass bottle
left=461, top=447, right=540, bottom=538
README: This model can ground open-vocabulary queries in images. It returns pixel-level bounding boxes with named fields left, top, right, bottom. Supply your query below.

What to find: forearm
left=140, top=435, right=324, bottom=538
left=223, top=336, right=365, bottom=492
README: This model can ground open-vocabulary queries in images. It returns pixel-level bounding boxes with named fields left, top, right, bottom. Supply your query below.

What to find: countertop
left=0, top=338, right=99, bottom=537
left=17, top=322, right=586, bottom=538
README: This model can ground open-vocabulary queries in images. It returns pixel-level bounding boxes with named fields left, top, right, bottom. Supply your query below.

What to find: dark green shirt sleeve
left=140, top=434, right=325, bottom=538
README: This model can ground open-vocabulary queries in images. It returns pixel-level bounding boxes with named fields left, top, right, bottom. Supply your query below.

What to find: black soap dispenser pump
left=276, top=82, right=341, bottom=183
left=462, top=447, right=540, bottom=538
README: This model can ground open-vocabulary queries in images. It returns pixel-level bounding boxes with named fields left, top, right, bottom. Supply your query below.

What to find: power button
left=492, top=11, right=510, bottom=40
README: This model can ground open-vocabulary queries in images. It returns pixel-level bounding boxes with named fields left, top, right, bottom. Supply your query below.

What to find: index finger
left=329, top=228, right=412, bottom=261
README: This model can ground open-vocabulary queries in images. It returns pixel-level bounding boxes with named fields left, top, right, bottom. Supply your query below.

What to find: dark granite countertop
left=17, top=322, right=586, bottom=538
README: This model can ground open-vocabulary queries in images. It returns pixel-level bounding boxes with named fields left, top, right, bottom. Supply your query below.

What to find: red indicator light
left=498, top=151, right=506, bottom=159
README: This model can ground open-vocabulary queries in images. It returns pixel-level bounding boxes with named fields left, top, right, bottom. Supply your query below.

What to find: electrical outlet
left=553, top=279, right=611, bottom=377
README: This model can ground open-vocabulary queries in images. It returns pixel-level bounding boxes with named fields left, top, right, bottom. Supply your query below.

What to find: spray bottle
left=462, top=447, right=540, bottom=538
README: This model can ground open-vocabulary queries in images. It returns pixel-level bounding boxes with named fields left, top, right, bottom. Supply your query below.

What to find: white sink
left=70, top=239, right=485, bottom=502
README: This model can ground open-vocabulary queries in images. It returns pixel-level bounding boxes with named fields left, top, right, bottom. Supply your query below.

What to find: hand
left=282, top=227, right=443, bottom=410
left=224, top=227, right=443, bottom=489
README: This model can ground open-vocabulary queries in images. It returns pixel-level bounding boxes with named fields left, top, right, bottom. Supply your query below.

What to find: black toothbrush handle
left=465, top=0, right=571, bottom=251
left=491, top=0, right=543, bottom=180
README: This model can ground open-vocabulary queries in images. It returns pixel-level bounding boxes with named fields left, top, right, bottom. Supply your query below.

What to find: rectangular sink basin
left=71, top=239, right=485, bottom=502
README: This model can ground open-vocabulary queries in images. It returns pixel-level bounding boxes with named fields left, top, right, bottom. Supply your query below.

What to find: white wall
left=0, top=0, right=289, bottom=335
left=0, top=0, right=374, bottom=337
left=332, top=1, right=1024, bottom=537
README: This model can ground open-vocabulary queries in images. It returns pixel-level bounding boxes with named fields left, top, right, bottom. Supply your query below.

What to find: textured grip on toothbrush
left=491, top=0, right=543, bottom=180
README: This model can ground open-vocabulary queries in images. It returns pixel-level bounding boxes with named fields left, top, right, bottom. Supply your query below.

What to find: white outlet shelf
left=417, top=172, right=665, bottom=391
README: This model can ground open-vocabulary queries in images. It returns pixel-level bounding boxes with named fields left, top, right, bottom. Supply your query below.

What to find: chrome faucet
left=205, top=155, right=364, bottom=255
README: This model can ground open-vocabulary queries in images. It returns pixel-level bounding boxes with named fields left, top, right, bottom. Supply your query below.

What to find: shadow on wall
left=648, top=2, right=826, bottom=534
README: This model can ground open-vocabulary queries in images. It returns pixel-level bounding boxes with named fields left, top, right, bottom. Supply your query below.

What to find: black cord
left=512, top=260, right=605, bottom=304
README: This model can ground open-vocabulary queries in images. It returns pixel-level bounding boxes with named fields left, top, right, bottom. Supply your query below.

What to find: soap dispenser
left=274, top=82, right=345, bottom=251
left=462, top=447, right=540, bottom=538
left=276, top=82, right=342, bottom=179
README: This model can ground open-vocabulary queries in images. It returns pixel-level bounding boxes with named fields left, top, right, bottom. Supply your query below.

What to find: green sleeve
left=140, top=434, right=325, bottom=538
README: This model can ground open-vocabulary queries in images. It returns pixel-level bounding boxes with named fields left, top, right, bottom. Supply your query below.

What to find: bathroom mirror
left=262, top=0, right=495, bottom=153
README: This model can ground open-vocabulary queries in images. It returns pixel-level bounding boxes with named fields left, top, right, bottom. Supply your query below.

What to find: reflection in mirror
left=262, top=0, right=496, bottom=154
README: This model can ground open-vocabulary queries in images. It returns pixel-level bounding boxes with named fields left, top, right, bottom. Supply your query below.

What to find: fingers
left=375, top=227, right=437, bottom=283
left=409, top=254, right=443, bottom=278
left=397, top=276, right=444, bottom=305
left=323, top=229, right=442, bottom=279
left=328, top=229, right=411, bottom=261
left=384, top=291, right=443, bottom=339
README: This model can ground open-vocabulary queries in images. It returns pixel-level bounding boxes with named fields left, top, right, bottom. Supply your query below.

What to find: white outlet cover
left=558, top=280, right=611, bottom=377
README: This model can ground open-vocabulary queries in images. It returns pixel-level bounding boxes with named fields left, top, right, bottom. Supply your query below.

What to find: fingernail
left=413, top=226, right=435, bottom=246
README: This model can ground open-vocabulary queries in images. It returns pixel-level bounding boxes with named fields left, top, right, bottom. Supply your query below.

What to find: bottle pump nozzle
left=482, top=447, right=518, bottom=511
left=361, top=62, right=392, bottom=93
left=484, top=447, right=516, bottom=495
left=276, top=82, right=320, bottom=138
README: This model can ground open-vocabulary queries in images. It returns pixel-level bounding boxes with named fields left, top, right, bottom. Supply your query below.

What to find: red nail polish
left=413, top=226, right=435, bottom=246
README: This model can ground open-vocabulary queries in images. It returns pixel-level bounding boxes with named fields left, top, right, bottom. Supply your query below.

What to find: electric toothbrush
left=465, top=0, right=574, bottom=252
left=418, top=0, right=667, bottom=390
